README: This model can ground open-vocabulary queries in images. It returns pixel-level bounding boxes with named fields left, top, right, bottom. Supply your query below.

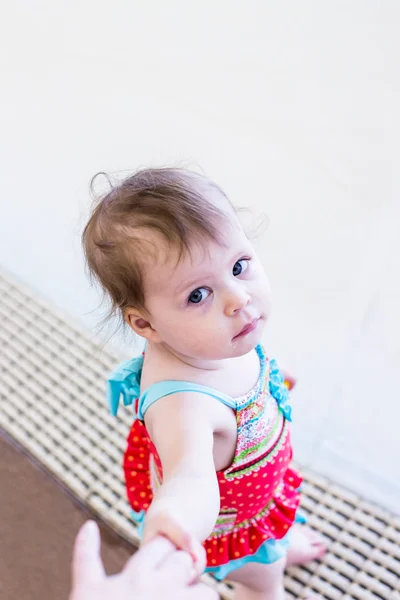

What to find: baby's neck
left=147, top=341, right=227, bottom=372
left=146, top=340, right=260, bottom=375
left=142, top=341, right=261, bottom=399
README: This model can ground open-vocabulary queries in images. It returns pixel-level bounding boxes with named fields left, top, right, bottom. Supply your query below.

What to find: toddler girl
left=82, top=169, right=325, bottom=600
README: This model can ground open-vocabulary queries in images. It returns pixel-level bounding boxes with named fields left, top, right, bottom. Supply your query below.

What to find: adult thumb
left=71, top=521, right=105, bottom=588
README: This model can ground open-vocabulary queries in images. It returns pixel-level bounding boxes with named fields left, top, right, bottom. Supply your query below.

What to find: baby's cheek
left=184, top=323, right=213, bottom=353
left=260, top=277, right=272, bottom=307
left=172, top=319, right=199, bottom=344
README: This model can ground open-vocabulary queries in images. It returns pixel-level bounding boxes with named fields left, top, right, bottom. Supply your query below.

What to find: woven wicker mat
left=0, top=270, right=399, bottom=600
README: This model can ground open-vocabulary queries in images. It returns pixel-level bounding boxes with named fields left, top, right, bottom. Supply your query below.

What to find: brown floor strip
left=0, top=430, right=134, bottom=600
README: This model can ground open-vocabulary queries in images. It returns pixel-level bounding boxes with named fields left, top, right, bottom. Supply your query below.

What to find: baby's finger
left=189, top=540, right=207, bottom=575
left=123, top=536, right=175, bottom=576
left=155, top=520, right=205, bottom=578
left=157, top=518, right=206, bottom=575
left=159, top=520, right=195, bottom=554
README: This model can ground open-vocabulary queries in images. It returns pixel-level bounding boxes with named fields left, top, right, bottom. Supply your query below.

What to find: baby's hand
left=142, top=511, right=206, bottom=577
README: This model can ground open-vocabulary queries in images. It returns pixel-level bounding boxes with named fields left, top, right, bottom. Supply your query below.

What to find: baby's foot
left=286, top=524, right=327, bottom=567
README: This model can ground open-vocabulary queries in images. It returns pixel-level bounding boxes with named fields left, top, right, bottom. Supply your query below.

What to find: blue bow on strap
left=268, top=359, right=292, bottom=422
left=106, top=354, right=144, bottom=417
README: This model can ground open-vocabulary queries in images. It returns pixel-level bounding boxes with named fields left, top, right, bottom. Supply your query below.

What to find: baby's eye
left=233, top=259, right=249, bottom=277
left=188, top=287, right=210, bottom=304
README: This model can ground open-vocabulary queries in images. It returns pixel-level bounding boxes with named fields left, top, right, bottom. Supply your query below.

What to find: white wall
left=1, top=1, right=399, bottom=511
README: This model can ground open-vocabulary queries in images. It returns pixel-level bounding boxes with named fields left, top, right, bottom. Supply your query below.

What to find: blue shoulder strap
left=106, top=353, right=236, bottom=420
left=105, top=344, right=289, bottom=422
left=137, top=381, right=237, bottom=421
left=137, top=345, right=267, bottom=419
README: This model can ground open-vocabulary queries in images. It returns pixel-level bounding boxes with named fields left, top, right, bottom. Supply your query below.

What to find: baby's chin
left=229, top=337, right=263, bottom=359
left=194, top=334, right=264, bottom=361
left=163, top=322, right=265, bottom=363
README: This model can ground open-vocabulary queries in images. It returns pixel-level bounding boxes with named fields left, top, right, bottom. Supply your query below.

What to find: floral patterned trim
left=235, top=410, right=281, bottom=463
left=213, top=510, right=238, bottom=535
left=225, top=421, right=289, bottom=479
left=232, top=346, right=268, bottom=410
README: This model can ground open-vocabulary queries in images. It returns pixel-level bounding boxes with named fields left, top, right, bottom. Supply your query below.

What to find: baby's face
left=142, top=214, right=272, bottom=362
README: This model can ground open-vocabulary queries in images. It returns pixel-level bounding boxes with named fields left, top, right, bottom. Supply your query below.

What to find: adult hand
left=69, top=520, right=217, bottom=600
left=142, top=510, right=206, bottom=576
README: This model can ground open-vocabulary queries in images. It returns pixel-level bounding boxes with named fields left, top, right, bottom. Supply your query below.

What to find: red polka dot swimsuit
left=108, top=345, right=302, bottom=580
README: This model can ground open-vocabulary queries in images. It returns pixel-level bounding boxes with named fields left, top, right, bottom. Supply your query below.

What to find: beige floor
left=1, top=271, right=399, bottom=600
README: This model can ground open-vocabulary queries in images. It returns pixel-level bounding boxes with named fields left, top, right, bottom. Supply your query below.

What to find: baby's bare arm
left=143, top=392, right=220, bottom=559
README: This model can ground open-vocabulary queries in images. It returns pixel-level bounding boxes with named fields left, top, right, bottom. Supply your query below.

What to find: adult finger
left=122, top=536, right=175, bottom=576
left=146, top=521, right=204, bottom=578
left=71, top=521, right=105, bottom=587
left=189, top=583, right=219, bottom=599
left=158, top=550, right=197, bottom=584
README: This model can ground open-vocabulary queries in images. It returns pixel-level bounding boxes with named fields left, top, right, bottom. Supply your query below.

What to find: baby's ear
left=124, top=309, right=161, bottom=343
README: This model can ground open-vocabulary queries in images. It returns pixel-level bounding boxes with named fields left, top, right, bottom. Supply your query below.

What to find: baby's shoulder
left=140, top=348, right=192, bottom=391
left=140, top=347, right=238, bottom=432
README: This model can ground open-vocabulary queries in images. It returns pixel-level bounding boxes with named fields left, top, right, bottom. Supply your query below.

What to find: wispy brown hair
left=82, top=168, right=229, bottom=320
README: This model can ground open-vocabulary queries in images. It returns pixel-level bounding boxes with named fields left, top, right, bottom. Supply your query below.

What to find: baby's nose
left=224, top=290, right=251, bottom=317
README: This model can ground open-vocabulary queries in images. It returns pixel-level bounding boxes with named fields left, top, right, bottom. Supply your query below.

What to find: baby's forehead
left=141, top=219, right=245, bottom=294
left=205, top=185, right=236, bottom=214
left=141, top=235, right=216, bottom=287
